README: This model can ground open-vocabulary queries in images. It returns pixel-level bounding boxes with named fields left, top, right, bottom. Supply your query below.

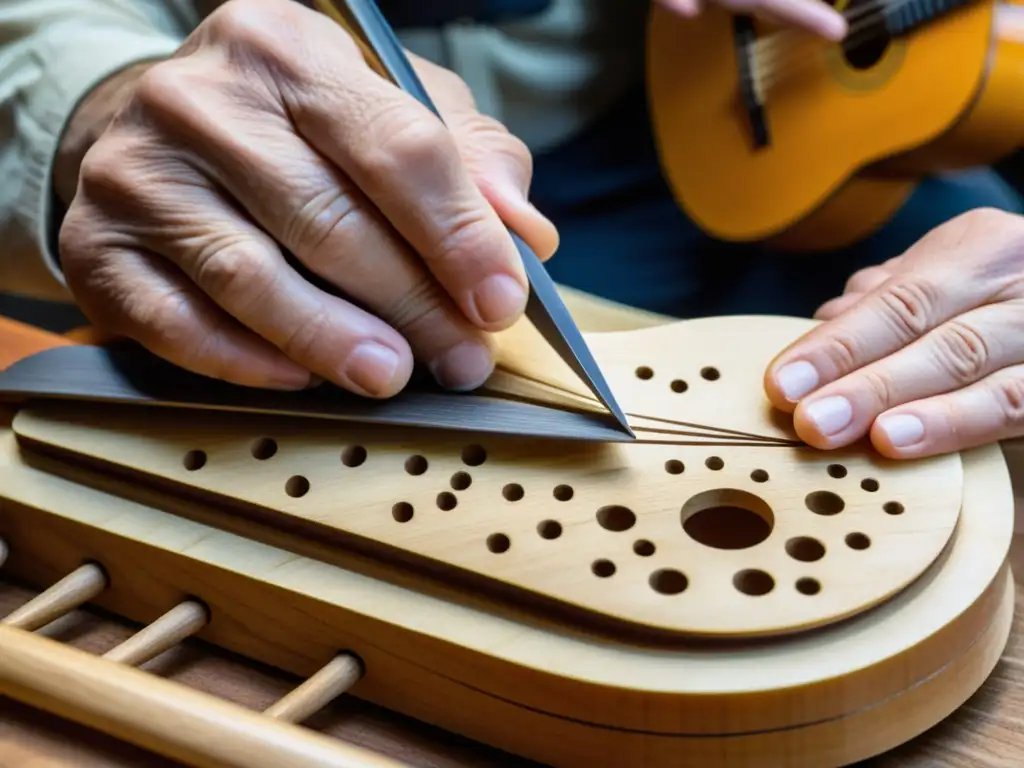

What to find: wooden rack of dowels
left=0, top=539, right=406, bottom=768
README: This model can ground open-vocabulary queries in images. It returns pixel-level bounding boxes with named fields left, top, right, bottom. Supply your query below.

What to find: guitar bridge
left=734, top=15, right=770, bottom=149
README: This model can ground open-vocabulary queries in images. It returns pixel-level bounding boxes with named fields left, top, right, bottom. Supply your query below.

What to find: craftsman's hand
left=656, top=0, right=847, bottom=40
left=764, top=208, right=1024, bottom=458
left=56, top=0, right=558, bottom=396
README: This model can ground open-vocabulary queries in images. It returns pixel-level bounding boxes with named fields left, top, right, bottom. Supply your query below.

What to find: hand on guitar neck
left=656, top=0, right=847, bottom=40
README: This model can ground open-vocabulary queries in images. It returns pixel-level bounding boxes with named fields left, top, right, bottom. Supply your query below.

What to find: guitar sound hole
left=838, top=0, right=890, bottom=70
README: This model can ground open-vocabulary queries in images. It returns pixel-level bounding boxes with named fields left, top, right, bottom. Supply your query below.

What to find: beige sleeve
left=0, top=0, right=196, bottom=301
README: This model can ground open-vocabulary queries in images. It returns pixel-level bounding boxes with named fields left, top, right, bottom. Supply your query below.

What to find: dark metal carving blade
left=0, top=345, right=632, bottom=442
left=311, top=0, right=635, bottom=439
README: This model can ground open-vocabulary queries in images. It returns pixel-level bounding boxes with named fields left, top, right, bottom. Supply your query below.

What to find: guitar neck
left=884, top=0, right=979, bottom=36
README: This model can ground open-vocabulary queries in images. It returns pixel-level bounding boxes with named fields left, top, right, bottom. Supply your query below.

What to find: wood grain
left=1, top=539, right=1023, bottom=768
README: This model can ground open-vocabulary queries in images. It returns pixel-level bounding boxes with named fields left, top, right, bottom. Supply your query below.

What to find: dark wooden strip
left=0, top=345, right=632, bottom=443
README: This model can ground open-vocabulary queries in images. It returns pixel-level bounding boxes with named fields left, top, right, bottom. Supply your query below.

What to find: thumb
left=415, top=56, right=560, bottom=261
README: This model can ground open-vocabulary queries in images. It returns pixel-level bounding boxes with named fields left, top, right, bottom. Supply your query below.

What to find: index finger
left=764, top=271, right=975, bottom=408
left=271, top=13, right=530, bottom=332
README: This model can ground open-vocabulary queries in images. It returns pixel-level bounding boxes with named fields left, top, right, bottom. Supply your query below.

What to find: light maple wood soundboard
left=1, top=290, right=1024, bottom=767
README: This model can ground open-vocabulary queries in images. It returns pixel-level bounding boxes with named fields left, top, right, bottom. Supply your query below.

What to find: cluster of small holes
left=178, top=437, right=916, bottom=605
left=631, top=364, right=721, bottom=394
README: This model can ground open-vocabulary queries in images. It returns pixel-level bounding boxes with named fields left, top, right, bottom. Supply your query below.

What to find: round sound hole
left=839, top=0, right=891, bottom=70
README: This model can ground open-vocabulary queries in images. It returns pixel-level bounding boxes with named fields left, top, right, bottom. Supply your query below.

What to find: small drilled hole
left=700, top=367, right=720, bottom=381
left=250, top=438, right=277, bottom=461
left=786, top=536, right=825, bottom=562
left=650, top=569, right=688, bottom=595
left=553, top=484, right=574, bottom=501
left=705, top=456, right=724, bottom=470
left=861, top=478, right=879, bottom=492
left=806, top=490, right=845, bottom=516
left=846, top=532, right=871, bottom=550
left=450, top=471, right=472, bottom=491
left=537, top=520, right=562, bottom=539
left=592, top=559, right=616, bottom=578
left=750, top=469, right=769, bottom=483
left=503, top=483, right=525, bottom=501
left=596, top=505, right=636, bottom=532
left=392, top=502, right=413, bottom=523
left=633, top=539, right=656, bottom=557
left=404, top=455, right=428, bottom=475
left=884, top=501, right=905, bottom=515
left=487, top=533, right=510, bottom=553
left=183, top=450, right=206, bottom=471
left=670, top=379, right=688, bottom=393
left=665, top=459, right=684, bottom=475
left=461, top=444, right=487, bottom=466
left=796, top=577, right=821, bottom=595
left=827, top=464, right=847, bottom=478
left=734, top=569, right=774, bottom=596
left=635, top=366, right=654, bottom=380
left=437, top=492, right=458, bottom=511
left=341, top=445, right=367, bottom=467
left=285, top=475, right=310, bottom=498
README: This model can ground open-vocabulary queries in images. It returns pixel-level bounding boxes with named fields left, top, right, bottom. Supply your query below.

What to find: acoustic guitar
left=646, top=0, right=1024, bottom=250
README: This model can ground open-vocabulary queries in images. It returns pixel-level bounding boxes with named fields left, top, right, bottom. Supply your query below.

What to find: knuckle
left=366, top=107, right=456, bottom=179
left=933, top=320, right=990, bottom=385
left=859, top=368, right=898, bottom=410
left=816, top=331, right=861, bottom=374
left=190, top=241, right=276, bottom=314
left=384, top=279, right=452, bottom=340
left=286, top=186, right=362, bottom=262
left=278, top=309, right=333, bottom=364
left=877, top=277, right=939, bottom=340
left=433, top=208, right=495, bottom=269
left=76, top=140, right=141, bottom=204
left=990, top=375, right=1024, bottom=430
left=131, top=60, right=196, bottom=118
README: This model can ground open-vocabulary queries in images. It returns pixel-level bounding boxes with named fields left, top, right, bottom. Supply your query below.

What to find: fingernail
left=471, top=274, right=528, bottom=327
left=776, top=360, right=820, bottom=401
left=877, top=413, right=925, bottom=447
left=431, top=341, right=494, bottom=391
left=343, top=342, right=401, bottom=396
left=804, top=396, right=853, bottom=437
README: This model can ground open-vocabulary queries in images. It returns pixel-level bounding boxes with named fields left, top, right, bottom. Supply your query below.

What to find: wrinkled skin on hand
left=58, top=0, right=558, bottom=397
left=764, top=208, right=1024, bottom=458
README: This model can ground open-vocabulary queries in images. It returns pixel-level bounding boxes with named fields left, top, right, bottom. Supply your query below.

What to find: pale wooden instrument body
left=0, top=300, right=1015, bottom=767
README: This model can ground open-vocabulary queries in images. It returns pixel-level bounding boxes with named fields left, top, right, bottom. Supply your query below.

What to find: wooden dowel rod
left=103, top=600, right=209, bottom=666
left=1, top=563, right=107, bottom=630
left=0, top=624, right=409, bottom=768
left=265, top=653, right=363, bottom=723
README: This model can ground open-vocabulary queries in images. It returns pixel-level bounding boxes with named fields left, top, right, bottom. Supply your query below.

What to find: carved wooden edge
left=0, top=429, right=1013, bottom=741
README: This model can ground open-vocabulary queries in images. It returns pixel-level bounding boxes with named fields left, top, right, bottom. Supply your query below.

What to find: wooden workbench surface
left=0, top=312, right=1021, bottom=767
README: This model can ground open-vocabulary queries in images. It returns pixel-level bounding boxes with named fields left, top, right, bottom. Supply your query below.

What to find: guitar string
left=750, top=0, right=944, bottom=91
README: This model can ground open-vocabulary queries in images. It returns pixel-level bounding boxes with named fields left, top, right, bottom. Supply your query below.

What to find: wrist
left=53, top=61, right=157, bottom=205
